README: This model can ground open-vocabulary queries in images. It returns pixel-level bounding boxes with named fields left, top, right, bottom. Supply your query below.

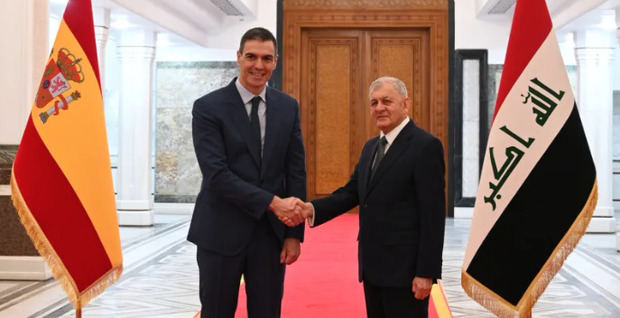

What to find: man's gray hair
left=369, top=76, right=408, bottom=98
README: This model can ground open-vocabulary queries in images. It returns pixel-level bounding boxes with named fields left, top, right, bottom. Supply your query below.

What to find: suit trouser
left=363, top=280, right=429, bottom=318
left=197, top=216, right=285, bottom=318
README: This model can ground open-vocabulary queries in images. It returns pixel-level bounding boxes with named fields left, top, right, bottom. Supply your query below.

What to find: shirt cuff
left=308, top=203, right=316, bottom=227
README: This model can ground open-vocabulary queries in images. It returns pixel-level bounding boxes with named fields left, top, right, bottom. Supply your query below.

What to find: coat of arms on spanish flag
left=461, top=0, right=597, bottom=317
left=10, top=0, right=122, bottom=311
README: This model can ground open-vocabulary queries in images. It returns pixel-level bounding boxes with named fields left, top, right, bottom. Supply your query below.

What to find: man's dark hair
left=239, top=27, right=277, bottom=55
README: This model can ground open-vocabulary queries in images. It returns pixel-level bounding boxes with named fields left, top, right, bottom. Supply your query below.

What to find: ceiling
left=49, top=0, right=620, bottom=51
left=49, top=0, right=259, bottom=48
left=476, top=0, right=620, bottom=31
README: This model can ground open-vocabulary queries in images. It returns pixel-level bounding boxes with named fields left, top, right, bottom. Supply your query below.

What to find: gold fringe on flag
left=9, top=171, right=123, bottom=310
left=461, top=181, right=598, bottom=318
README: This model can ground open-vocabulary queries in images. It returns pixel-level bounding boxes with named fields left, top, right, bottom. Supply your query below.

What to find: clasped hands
left=269, top=196, right=312, bottom=227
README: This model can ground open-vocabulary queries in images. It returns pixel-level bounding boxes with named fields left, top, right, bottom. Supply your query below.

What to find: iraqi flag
left=461, top=0, right=597, bottom=317
left=10, top=0, right=122, bottom=310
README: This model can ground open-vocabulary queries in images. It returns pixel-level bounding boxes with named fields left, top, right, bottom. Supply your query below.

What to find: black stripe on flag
left=465, top=103, right=595, bottom=306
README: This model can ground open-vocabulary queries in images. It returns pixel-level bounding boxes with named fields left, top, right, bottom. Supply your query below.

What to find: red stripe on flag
left=429, top=295, right=440, bottom=318
left=62, top=0, right=100, bottom=86
left=493, top=0, right=552, bottom=120
left=13, top=118, right=113, bottom=292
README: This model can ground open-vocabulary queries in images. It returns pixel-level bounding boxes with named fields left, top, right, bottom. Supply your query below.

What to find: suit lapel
left=261, top=88, right=278, bottom=176
left=359, top=137, right=378, bottom=199
left=365, top=121, right=415, bottom=196
left=226, top=80, right=261, bottom=168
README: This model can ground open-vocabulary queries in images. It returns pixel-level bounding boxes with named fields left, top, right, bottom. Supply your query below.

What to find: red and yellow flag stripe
left=429, top=281, right=453, bottom=318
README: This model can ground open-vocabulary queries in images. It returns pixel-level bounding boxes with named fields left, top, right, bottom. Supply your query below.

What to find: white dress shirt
left=235, top=78, right=267, bottom=155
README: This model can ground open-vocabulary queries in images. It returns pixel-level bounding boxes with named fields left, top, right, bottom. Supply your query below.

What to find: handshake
left=269, top=196, right=313, bottom=227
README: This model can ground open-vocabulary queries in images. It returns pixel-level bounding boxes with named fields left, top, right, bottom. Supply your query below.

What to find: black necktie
left=250, top=96, right=262, bottom=167
left=370, top=136, right=387, bottom=180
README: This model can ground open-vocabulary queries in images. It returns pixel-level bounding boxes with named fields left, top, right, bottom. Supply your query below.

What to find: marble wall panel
left=155, top=62, right=238, bottom=202
left=0, top=145, right=38, bottom=255
left=0, top=196, right=39, bottom=255
left=462, top=60, right=480, bottom=198
left=487, top=64, right=503, bottom=131
left=613, top=91, right=620, bottom=160
left=613, top=91, right=619, bottom=209
left=0, top=146, right=16, bottom=184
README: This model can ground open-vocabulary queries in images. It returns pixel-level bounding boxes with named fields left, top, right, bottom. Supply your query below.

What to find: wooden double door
left=299, top=28, right=431, bottom=200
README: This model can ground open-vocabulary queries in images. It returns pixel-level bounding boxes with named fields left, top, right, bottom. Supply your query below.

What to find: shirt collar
left=235, top=78, right=266, bottom=104
left=380, top=117, right=410, bottom=145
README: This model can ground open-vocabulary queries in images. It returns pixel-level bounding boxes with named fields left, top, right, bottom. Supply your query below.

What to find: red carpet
left=196, top=213, right=452, bottom=318
left=237, top=213, right=364, bottom=318
left=281, top=213, right=365, bottom=317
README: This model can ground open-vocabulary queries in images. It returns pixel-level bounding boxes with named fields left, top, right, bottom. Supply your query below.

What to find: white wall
left=455, top=0, right=511, bottom=64
left=155, top=0, right=277, bottom=62
left=455, top=0, right=582, bottom=67
left=204, top=0, right=277, bottom=51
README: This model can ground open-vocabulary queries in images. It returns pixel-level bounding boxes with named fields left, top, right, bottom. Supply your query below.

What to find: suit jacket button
left=363, top=204, right=368, bottom=208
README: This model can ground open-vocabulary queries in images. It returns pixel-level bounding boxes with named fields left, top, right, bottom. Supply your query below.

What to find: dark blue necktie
left=250, top=96, right=262, bottom=167
left=370, top=136, right=387, bottom=180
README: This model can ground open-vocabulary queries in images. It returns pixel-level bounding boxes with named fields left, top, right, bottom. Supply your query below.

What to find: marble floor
left=0, top=205, right=618, bottom=318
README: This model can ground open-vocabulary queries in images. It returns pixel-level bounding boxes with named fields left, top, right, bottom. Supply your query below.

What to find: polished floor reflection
left=0, top=205, right=618, bottom=317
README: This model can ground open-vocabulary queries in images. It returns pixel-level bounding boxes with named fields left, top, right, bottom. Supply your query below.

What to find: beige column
left=612, top=7, right=620, bottom=252
left=0, top=1, right=49, bottom=144
left=93, top=7, right=110, bottom=87
left=574, top=28, right=617, bottom=235
left=0, top=1, right=52, bottom=280
left=116, top=30, right=156, bottom=226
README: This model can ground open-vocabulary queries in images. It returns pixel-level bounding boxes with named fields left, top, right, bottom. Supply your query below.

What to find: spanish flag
left=429, top=280, right=453, bottom=318
left=10, top=0, right=122, bottom=310
left=461, top=0, right=597, bottom=317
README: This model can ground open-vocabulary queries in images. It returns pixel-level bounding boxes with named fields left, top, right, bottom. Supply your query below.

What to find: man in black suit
left=290, top=76, right=445, bottom=318
left=188, top=27, right=306, bottom=318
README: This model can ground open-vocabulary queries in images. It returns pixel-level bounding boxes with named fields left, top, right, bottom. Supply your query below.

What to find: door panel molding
left=285, top=0, right=447, bottom=10
left=301, top=30, right=364, bottom=198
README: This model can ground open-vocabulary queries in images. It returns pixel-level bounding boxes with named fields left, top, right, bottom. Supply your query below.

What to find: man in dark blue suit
left=291, top=76, right=445, bottom=318
left=188, top=27, right=306, bottom=318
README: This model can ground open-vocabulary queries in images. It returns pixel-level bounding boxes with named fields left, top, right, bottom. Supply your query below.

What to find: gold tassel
left=10, top=170, right=123, bottom=310
left=514, top=181, right=597, bottom=316
left=461, top=271, right=519, bottom=318
left=462, top=181, right=598, bottom=317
